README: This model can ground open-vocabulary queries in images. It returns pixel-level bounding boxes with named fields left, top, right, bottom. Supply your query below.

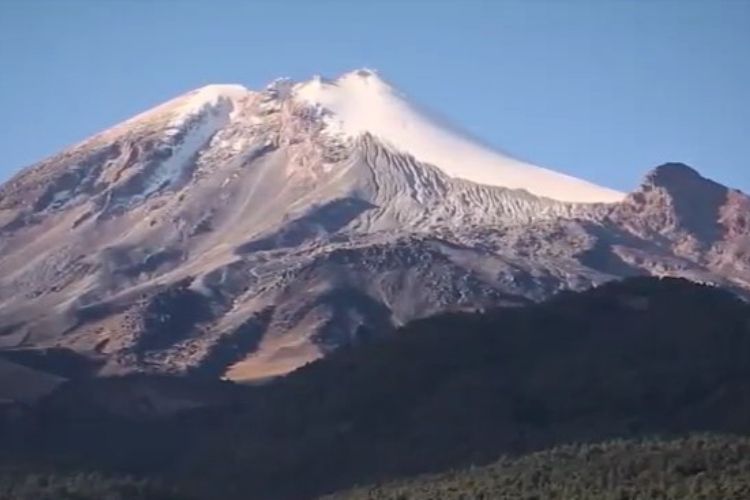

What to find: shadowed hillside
left=2, top=277, right=750, bottom=499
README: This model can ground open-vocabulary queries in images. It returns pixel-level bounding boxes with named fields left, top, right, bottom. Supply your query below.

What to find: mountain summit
left=293, top=69, right=623, bottom=203
left=0, top=70, right=747, bottom=380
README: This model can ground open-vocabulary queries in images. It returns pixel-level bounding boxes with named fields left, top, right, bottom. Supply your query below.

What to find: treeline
left=0, top=468, right=190, bottom=500
left=4, top=435, right=750, bottom=499
left=329, top=435, right=750, bottom=500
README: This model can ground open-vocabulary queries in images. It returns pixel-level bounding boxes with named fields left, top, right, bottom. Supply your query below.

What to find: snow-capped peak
left=170, top=83, right=250, bottom=124
left=100, top=83, right=252, bottom=140
left=293, top=69, right=624, bottom=203
left=184, top=83, right=250, bottom=101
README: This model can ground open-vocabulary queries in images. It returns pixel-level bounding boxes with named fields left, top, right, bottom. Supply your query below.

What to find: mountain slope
left=3, top=277, right=750, bottom=500
left=0, top=357, right=64, bottom=405
left=0, top=70, right=748, bottom=380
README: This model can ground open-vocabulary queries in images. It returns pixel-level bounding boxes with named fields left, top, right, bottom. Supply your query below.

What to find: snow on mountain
left=294, top=69, right=624, bottom=203
left=168, top=84, right=250, bottom=125
left=0, top=69, right=746, bottom=382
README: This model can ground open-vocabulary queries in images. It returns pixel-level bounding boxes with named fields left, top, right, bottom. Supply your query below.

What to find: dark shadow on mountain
left=135, top=283, right=215, bottom=353
left=236, top=198, right=375, bottom=254
left=1, top=277, right=749, bottom=499
left=311, top=287, right=395, bottom=350
left=575, top=222, right=648, bottom=277
left=189, top=308, right=275, bottom=379
left=0, top=347, right=102, bottom=379
left=117, top=249, right=184, bottom=278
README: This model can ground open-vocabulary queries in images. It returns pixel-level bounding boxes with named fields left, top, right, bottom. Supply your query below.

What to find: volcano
left=0, top=69, right=747, bottom=381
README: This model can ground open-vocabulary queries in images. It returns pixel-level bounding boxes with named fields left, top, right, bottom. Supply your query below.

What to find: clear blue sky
left=1, top=0, right=748, bottom=192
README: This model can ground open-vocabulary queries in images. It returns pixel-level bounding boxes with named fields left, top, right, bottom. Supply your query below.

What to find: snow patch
left=139, top=102, right=233, bottom=199
left=169, top=84, right=249, bottom=127
left=48, top=189, right=73, bottom=209
left=293, top=69, right=624, bottom=204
